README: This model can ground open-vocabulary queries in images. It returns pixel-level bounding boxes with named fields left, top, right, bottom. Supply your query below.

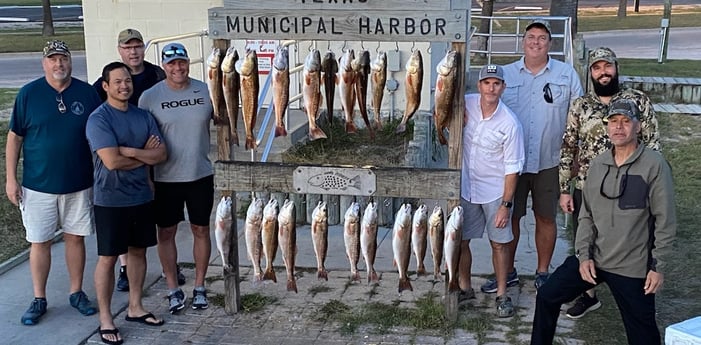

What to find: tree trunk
left=617, top=0, right=628, bottom=18
left=42, top=0, right=55, bottom=36
left=549, top=0, right=579, bottom=59
left=477, top=0, right=494, bottom=58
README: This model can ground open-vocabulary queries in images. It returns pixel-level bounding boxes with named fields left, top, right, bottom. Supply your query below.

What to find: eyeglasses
left=599, top=165, right=631, bottom=200
left=56, top=94, right=66, bottom=114
left=119, top=44, right=144, bottom=51
left=162, top=47, right=188, bottom=60
left=543, top=83, right=553, bottom=103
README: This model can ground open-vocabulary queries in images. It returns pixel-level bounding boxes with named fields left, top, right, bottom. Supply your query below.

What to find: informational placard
left=245, top=39, right=277, bottom=75
left=209, top=9, right=467, bottom=42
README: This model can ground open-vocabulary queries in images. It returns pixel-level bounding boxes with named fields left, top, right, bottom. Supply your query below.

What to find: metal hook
left=327, top=40, right=330, bottom=51
left=427, top=45, right=432, bottom=54
left=342, top=41, right=348, bottom=52
left=383, top=198, right=392, bottom=207
left=360, top=40, right=365, bottom=50
left=375, top=41, right=380, bottom=53
left=308, top=41, right=314, bottom=52
left=394, top=41, right=399, bottom=52
left=411, top=41, right=416, bottom=52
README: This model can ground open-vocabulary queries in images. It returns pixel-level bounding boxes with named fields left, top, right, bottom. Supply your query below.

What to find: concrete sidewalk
left=0, top=204, right=575, bottom=345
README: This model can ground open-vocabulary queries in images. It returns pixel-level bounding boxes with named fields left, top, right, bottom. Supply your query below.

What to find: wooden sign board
left=208, top=9, right=467, bottom=42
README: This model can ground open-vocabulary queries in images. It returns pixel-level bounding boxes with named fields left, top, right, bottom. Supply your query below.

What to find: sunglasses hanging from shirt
left=543, top=83, right=553, bottom=104
left=56, top=93, right=66, bottom=114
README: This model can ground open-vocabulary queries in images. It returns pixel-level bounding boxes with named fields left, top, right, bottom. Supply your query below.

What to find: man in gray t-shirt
left=138, top=43, right=214, bottom=314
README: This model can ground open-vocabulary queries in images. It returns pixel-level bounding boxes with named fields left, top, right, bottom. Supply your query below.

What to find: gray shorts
left=513, top=166, right=559, bottom=220
left=461, top=198, right=514, bottom=244
left=20, top=187, right=94, bottom=243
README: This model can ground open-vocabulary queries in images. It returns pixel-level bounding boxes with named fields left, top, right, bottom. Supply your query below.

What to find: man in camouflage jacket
left=557, top=47, right=660, bottom=319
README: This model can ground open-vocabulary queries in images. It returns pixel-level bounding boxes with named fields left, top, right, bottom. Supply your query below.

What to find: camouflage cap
left=118, top=28, right=144, bottom=45
left=525, top=19, right=551, bottom=36
left=589, top=47, right=617, bottom=69
left=43, top=40, right=70, bottom=57
left=605, top=99, right=640, bottom=123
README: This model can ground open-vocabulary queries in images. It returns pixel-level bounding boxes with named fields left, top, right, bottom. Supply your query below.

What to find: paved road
left=0, top=5, right=82, bottom=22
left=0, top=52, right=87, bottom=88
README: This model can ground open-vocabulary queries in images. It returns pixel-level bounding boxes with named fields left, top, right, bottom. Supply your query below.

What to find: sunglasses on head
left=162, top=47, right=187, bottom=59
left=543, top=83, right=553, bottom=104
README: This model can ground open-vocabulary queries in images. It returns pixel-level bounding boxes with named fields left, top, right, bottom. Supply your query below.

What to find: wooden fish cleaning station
left=208, top=0, right=470, bottom=321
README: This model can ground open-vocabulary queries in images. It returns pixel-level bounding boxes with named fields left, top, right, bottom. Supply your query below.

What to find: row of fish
left=216, top=194, right=465, bottom=295
left=207, top=44, right=460, bottom=147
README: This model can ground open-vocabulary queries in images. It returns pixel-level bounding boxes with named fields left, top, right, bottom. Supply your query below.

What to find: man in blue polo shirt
left=5, top=40, right=101, bottom=325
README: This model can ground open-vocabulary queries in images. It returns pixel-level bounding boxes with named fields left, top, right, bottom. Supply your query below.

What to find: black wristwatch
left=501, top=201, right=513, bottom=208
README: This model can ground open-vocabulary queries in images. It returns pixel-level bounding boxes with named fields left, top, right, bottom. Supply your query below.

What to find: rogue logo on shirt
left=161, top=98, right=205, bottom=109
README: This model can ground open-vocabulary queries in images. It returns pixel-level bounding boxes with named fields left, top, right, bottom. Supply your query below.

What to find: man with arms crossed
left=459, top=65, right=524, bottom=317
left=139, top=43, right=214, bottom=313
left=531, top=99, right=675, bottom=345
left=86, top=62, right=167, bottom=345
left=481, top=20, right=583, bottom=293
left=6, top=40, right=100, bottom=325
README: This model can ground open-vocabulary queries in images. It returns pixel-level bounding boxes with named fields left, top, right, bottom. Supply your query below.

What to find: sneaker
left=161, top=265, right=186, bottom=286
left=69, top=291, right=97, bottom=316
left=458, top=288, right=476, bottom=303
left=534, top=271, right=550, bottom=290
left=480, top=269, right=520, bottom=293
left=168, top=289, right=186, bottom=314
left=192, top=288, right=209, bottom=310
left=21, top=298, right=47, bottom=325
left=496, top=295, right=515, bottom=318
left=566, top=293, right=602, bottom=319
left=117, top=266, right=129, bottom=292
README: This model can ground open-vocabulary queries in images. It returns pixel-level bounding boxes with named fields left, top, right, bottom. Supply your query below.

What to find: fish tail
left=263, top=268, right=277, bottom=283
left=345, top=121, right=357, bottom=134
left=433, top=270, right=443, bottom=282
left=368, top=270, right=379, bottom=284
left=310, top=127, right=328, bottom=141
left=374, top=118, right=382, bottom=130
left=417, top=265, right=427, bottom=276
left=351, top=271, right=361, bottom=282
left=368, top=127, right=376, bottom=140
left=318, top=269, right=328, bottom=281
left=245, top=136, right=257, bottom=150
left=448, top=278, right=460, bottom=292
left=275, top=126, right=288, bottom=137
left=327, top=109, right=334, bottom=124
left=398, top=278, right=413, bottom=293
left=395, top=122, right=406, bottom=134
left=231, top=131, right=239, bottom=146
left=287, top=279, right=298, bottom=293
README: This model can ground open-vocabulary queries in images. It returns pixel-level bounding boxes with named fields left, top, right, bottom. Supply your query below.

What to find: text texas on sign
left=208, top=9, right=467, bottom=42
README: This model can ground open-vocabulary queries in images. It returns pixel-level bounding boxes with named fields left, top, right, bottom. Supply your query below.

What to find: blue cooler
left=666, top=316, right=701, bottom=345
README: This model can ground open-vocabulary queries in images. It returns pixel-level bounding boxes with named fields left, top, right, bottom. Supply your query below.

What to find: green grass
left=618, top=59, right=701, bottom=78
left=0, top=120, right=28, bottom=263
left=0, top=27, right=84, bottom=53
left=0, top=89, right=18, bottom=109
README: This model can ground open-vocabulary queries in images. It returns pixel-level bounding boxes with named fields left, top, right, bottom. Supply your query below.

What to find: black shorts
left=94, top=203, right=158, bottom=256
left=153, top=175, right=214, bottom=227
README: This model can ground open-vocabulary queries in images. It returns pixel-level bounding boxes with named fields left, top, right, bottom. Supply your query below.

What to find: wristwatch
left=501, top=201, right=513, bottom=208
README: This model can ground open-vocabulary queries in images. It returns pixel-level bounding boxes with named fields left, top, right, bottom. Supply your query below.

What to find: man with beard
left=558, top=47, right=660, bottom=319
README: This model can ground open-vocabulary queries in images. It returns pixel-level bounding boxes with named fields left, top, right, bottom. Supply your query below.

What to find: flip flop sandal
left=125, top=312, right=164, bottom=326
left=99, top=328, right=123, bottom=345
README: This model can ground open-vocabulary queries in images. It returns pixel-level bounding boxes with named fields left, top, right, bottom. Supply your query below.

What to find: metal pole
left=660, top=0, right=672, bottom=63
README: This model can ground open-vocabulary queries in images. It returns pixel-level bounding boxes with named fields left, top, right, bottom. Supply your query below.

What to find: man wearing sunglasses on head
left=558, top=47, right=660, bottom=319
left=531, top=99, right=675, bottom=345
left=6, top=40, right=102, bottom=325
left=91, top=28, right=170, bottom=294
left=485, top=19, right=583, bottom=295
left=139, top=43, right=214, bottom=314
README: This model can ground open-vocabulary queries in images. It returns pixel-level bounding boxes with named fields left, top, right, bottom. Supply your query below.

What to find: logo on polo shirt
left=70, top=101, right=85, bottom=115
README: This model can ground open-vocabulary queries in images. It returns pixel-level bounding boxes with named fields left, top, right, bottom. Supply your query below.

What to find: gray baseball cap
left=478, top=64, right=504, bottom=81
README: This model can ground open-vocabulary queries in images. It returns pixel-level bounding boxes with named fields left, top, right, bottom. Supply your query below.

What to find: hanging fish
left=361, top=201, right=380, bottom=284
left=272, top=45, right=290, bottom=137
left=221, top=46, right=240, bottom=146
left=236, top=49, right=259, bottom=150
left=434, top=50, right=459, bottom=145
left=206, top=47, right=227, bottom=125
left=245, top=197, right=264, bottom=281
left=411, top=204, right=429, bottom=276
left=370, top=51, right=387, bottom=130
left=277, top=199, right=297, bottom=293
left=321, top=50, right=338, bottom=125
left=396, top=50, right=423, bottom=134
left=353, top=49, right=374, bottom=139
left=261, top=198, right=279, bottom=282
left=303, top=49, right=327, bottom=140
left=214, top=196, right=233, bottom=271
left=338, top=49, right=357, bottom=134
left=444, top=205, right=463, bottom=292
left=344, top=202, right=362, bottom=282
left=311, top=201, right=329, bottom=281
left=428, top=205, right=445, bottom=282
left=392, top=203, right=413, bottom=293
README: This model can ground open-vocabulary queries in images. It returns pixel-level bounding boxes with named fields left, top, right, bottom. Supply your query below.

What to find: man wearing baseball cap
left=483, top=19, right=583, bottom=295
left=92, top=28, right=168, bottom=293
left=6, top=40, right=101, bottom=325
left=558, top=47, right=660, bottom=319
left=139, top=42, right=214, bottom=314
left=532, top=98, right=675, bottom=345
left=459, top=64, right=524, bottom=317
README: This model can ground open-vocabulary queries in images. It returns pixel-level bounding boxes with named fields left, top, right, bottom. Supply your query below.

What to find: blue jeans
left=530, top=255, right=660, bottom=345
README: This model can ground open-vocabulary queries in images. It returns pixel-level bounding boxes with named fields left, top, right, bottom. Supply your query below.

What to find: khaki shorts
left=513, top=167, right=559, bottom=220
left=20, top=187, right=95, bottom=243
left=462, top=198, right=514, bottom=244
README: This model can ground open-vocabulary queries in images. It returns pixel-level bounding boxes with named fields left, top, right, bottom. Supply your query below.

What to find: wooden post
left=213, top=38, right=241, bottom=314
left=444, top=41, right=466, bottom=323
